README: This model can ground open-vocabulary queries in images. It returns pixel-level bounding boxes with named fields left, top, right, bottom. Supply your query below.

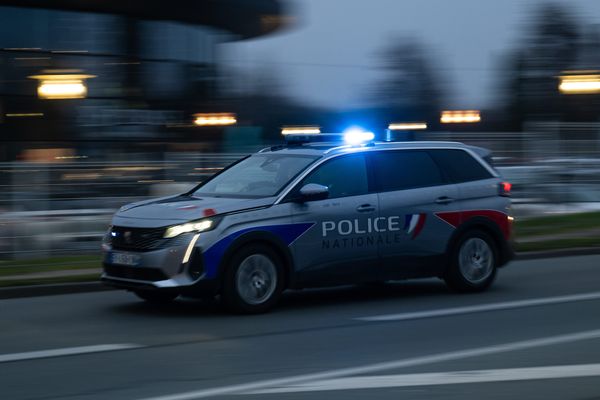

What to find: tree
left=372, top=37, right=445, bottom=124
left=500, top=3, right=581, bottom=127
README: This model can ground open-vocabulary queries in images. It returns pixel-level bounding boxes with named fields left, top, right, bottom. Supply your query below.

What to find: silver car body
left=102, top=141, right=514, bottom=295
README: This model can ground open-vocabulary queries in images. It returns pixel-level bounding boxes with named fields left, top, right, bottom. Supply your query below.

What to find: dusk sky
left=222, top=0, right=600, bottom=110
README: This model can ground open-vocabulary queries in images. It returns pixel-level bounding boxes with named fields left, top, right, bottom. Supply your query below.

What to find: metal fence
left=3, top=126, right=600, bottom=260
left=0, top=152, right=246, bottom=260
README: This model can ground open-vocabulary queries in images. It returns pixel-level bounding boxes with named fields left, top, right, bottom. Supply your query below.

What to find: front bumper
left=101, top=237, right=218, bottom=296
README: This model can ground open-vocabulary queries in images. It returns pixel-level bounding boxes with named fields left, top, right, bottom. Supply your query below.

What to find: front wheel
left=222, top=244, right=284, bottom=314
left=444, top=230, right=498, bottom=293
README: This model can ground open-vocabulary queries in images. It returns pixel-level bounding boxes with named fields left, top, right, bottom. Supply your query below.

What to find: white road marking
left=137, top=329, right=600, bottom=400
left=0, top=344, right=141, bottom=363
left=357, top=291, right=600, bottom=322
left=248, top=363, right=600, bottom=394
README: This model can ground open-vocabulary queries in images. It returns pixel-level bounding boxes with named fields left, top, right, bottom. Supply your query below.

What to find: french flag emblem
left=404, top=213, right=427, bottom=239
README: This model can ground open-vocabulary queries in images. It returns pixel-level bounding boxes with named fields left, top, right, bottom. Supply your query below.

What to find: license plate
left=110, top=252, right=141, bottom=266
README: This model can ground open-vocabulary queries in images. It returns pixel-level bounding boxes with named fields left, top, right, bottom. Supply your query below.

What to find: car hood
left=113, top=194, right=275, bottom=227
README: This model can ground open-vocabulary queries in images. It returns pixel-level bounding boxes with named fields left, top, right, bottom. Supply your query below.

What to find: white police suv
left=102, top=131, right=514, bottom=313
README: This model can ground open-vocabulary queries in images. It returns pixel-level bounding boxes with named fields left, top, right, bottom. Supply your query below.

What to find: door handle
left=435, top=196, right=455, bottom=205
left=356, top=204, right=376, bottom=213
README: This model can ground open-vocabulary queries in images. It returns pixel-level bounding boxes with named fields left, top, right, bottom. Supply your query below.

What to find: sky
left=221, top=0, right=600, bottom=110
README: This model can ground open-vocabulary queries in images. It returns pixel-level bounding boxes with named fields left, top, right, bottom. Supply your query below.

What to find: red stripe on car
left=435, top=210, right=512, bottom=239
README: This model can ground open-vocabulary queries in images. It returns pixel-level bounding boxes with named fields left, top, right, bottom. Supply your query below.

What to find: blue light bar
left=343, top=128, right=375, bottom=145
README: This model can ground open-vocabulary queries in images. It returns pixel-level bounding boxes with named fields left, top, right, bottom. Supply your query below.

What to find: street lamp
left=281, top=126, right=321, bottom=135
left=193, top=113, right=237, bottom=126
left=559, top=72, right=600, bottom=94
left=29, top=70, right=96, bottom=100
left=388, top=122, right=428, bottom=131
left=440, top=110, right=481, bottom=124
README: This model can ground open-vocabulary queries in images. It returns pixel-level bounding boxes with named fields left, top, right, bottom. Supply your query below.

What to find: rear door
left=371, top=149, right=461, bottom=279
left=427, top=149, right=509, bottom=237
left=286, top=153, right=380, bottom=286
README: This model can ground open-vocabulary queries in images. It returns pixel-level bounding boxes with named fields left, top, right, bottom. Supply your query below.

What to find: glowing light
left=343, top=127, right=375, bottom=145
left=164, top=220, right=214, bottom=239
left=5, top=113, right=44, bottom=118
left=559, top=74, right=600, bottom=94
left=182, top=234, right=201, bottom=264
left=281, top=126, right=321, bottom=135
left=29, top=71, right=95, bottom=100
left=193, top=113, right=237, bottom=126
left=441, top=110, right=481, bottom=124
left=388, top=122, right=428, bottom=131
left=38, top=81, right=87, bottom=99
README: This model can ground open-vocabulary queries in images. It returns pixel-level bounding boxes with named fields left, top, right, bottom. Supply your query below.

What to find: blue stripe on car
left=202, top=223, right=315, bottom=278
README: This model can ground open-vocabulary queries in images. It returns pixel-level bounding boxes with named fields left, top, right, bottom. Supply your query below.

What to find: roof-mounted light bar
left=282, top=127, right=375, bottom=146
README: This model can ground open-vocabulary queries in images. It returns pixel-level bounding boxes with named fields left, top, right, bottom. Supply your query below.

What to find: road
left=1, top=255, right=600, bottom=400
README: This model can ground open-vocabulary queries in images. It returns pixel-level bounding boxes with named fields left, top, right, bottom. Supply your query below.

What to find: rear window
left=372, top=150, right=445, bottom=192
left=428, top=149, right=493, bottom=183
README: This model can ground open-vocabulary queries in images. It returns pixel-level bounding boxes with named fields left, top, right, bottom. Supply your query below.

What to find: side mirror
left=297, top=183, right=329, bottom=202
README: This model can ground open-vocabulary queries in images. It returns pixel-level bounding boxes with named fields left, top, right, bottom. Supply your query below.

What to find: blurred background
left=1, top=0, right=600, bottom=272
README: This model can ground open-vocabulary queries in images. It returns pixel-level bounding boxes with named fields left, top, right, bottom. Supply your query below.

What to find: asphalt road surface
left=2, top=255, right=600, bottom=400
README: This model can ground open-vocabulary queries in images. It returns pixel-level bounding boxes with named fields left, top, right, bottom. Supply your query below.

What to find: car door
left=371, top=149, right=461, bottom=280
left=285, top=153, right=381, bottom=287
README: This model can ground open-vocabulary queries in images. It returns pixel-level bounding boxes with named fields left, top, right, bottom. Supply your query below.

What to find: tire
left=444, top=229, right=498, bottom=293
left=134, top=290, right=178, bottom=303
left=222, top=244, right=284, bottom=314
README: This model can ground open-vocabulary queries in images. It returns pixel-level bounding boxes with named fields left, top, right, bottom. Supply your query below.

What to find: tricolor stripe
left=404, top=214, right=427, bottom=239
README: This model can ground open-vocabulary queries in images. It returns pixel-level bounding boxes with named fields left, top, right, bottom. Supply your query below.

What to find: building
left=0, top=1, right=288, bottom=160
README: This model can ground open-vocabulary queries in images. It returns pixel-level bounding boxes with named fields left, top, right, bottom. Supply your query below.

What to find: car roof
left=259, top=141, right=483, bottom=158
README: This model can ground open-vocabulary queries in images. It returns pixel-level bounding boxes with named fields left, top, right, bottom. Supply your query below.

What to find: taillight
left=499, top=181, right=512, bottom=197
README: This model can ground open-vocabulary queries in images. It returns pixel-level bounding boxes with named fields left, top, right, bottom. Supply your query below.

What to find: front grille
left=110, top=226, right=166, bottom=252
left=103, top=264, right=169, bottom=282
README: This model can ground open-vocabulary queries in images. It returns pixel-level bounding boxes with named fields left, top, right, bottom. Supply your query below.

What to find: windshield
left=192, top=154, right=319, bottom=198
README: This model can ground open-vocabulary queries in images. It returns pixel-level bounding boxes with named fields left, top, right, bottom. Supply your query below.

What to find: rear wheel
left=222, top=244, right=284, bottom=314
left=133, top=290, right=178, bottom=303
left=444, top=230, right=497, bottom=292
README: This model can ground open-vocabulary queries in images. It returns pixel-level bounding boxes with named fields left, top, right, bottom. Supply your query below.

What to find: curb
left=0, top=281, right=113, bottom=300
left=2, top=248, right=600, bottom=300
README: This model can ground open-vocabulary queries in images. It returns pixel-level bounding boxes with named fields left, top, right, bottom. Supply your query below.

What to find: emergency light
left=282, top=126, right=376, bottom=146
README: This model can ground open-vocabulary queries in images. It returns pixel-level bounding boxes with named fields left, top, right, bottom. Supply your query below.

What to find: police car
left=102, top=129, right=514, bottom=313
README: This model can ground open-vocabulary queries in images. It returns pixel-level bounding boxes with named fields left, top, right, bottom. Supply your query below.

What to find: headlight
left=164, top=219, right=217, bottom=239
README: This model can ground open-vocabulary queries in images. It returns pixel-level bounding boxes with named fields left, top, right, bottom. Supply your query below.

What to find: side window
left=373, top=150, right=445, bottom=192
left=300, top=155, right=369, bottom=199
left=428, top=149, right=493, bottom=183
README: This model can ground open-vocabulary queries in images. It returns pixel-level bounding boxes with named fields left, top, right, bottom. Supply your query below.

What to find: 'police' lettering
left=374, top=217, right=387, bottom=233
left=321, top=216, right=405, bottom=237
left=322, top=221, right=336, bottom=237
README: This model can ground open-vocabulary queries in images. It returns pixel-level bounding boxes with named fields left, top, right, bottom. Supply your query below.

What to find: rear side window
left=428, top=149, right=493, bottom=183
left=372, top=150, right=445, bottom=192
left=300, top=154, right=369, bottom=198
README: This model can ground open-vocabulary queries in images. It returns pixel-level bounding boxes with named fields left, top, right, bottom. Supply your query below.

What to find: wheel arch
left=216, top=230, right=296, bottom=291
left=445, top=216, right=510, bottom=269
